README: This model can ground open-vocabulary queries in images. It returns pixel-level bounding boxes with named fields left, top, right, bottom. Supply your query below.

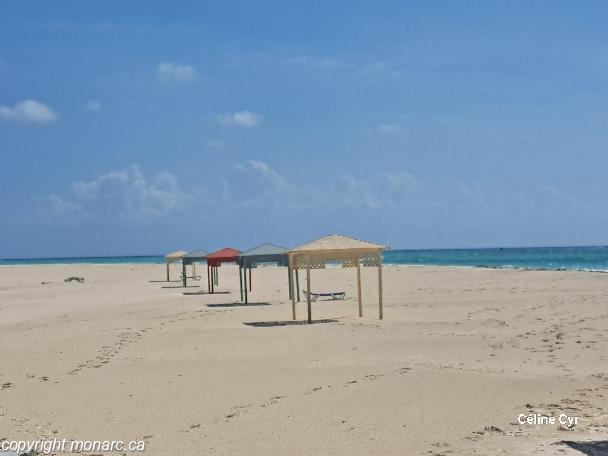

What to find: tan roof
left=165, top=250, right=187, bottom=260
left=289, top=234, right=386, bottom=253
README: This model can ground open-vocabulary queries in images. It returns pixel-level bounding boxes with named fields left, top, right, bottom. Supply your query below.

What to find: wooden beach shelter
left=238, top=243, right=290, bottom=304
left=165, top=250, right=187, bottom=281
left=206, top=248, right=240, bottom=293
left=180, top=250, right=208, bottom=287
left=288, top=235, right=387, bottom=323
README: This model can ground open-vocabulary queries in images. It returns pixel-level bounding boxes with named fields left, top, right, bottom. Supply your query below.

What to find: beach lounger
left=180, top=274, right=202, bottom=281
left=303, top=290, right=346, bottom=302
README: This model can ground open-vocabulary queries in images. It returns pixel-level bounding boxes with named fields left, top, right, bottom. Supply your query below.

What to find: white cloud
left=40, top=195, right=85, bottom=218
left=235, top=160, right=290, bottom=191
left=357, top=61, right=407, bottom=82
left=0, top=100, right=58, bottom=124
left=225, top=160, right=422, bottom=211
left=42, top=165, right=192, bottom=222
left=377, top=124, right=400, bottom=134
left=282, top=54, right=411, bottom=83
left=217, top=110, right=263, bottom=127
left=381, top=171, right=423, bottom=193
left=85, top=100, right=101, bottom=112
left=157, top=62, right=198, bottom=82
left=283, top=55, right=348, bottom=69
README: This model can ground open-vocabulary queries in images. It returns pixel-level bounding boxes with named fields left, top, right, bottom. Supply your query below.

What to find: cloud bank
left=0, top=100, right=58, bottom=124
left=157, top=62, right=198, bottom=83
left=217, top=110, right=263, bottom=127
left=39, top=165, right=192, bottom=223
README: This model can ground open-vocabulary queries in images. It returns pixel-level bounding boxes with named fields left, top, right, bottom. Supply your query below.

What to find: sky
left=2, top=1, right=608, bottom=258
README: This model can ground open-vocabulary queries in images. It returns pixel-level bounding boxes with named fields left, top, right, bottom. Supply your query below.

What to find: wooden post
left=166, top=261, right=170, bottom=282
left=356, top=257, right=363, bottom=317
left=182, top=261, right=187, bottom=287
left=244, top=266, right=248, bottom=304
left=239, top=264, right=243, bottom=301
left=287, top=264, right=292, bottom=300
left=192, top=261, right=196, bottom=278
left=211, top=266, right=215, bottom=293
left=296, top=269, right=300, bottom=302
left=249, top=267, right=252, bottom=291
left=378, top=252, right=383, bottom=320
left=289, top=256, right=296, bottom=320
left=306, top=256, right=312, bottom=324
left=207, top=264, right=211, bottom=293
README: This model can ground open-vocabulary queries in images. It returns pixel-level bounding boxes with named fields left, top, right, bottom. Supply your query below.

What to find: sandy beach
left=1, top=263, right=607, bottom=455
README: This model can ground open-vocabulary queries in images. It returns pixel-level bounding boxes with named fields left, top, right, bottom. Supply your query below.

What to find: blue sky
left=1, top=1, right=608, bottom=257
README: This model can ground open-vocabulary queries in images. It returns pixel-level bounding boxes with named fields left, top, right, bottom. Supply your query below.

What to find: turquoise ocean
left=2, top=246, right=608, bottom=272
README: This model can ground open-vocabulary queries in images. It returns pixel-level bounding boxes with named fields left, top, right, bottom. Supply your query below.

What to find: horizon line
left=2, top=243, right=608, bottom=261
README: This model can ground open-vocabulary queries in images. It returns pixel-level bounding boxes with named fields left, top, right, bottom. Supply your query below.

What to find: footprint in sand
left=394, top=367, right=411, bottom=375
left=364, top=374, right=384, bottom=381
left=305, top=387, right=323, bottom=395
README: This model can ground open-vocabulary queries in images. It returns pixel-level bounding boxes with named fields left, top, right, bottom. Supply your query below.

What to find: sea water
left=2, top=246, right=608, bottom=272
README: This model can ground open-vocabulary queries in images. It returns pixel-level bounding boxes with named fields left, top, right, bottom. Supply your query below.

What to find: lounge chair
left=302, top=290, right=346, bottom=302
left=180, top=273, right=202, bottom=281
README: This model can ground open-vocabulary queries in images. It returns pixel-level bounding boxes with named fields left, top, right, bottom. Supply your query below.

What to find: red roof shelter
left=206, top=247, right=240, bottom=293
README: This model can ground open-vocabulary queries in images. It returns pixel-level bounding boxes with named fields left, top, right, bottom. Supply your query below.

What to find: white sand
left=0, top=263, right=607, bottom=455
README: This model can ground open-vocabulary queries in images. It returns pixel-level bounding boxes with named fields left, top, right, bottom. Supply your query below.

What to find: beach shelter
left=288, top=235, right=387, bottom=323
left=206, top=248, right=240, bottom=293
left=238, top=243, right=291, bottom=304
left=180, top=250, right=208, bottom=287
left=165, top=250, right=187, bottom=281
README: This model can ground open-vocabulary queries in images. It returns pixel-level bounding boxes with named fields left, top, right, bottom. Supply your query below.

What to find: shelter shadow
left=243, top=319, right=338, bottom=327
left=207, top=302, right=271, bottom=308
left=182, top=291, right=231, bottom=296
left=161, top=285, right=200, bottom=289
left=149, top=280, right=181, bottom=283
left=560, top=440, right=608, bottom=455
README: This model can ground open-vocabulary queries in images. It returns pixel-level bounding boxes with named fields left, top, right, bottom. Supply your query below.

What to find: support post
left=296, top=269, right=300, bottom=302
left=287, top=265, right=292, bottom=300
left=192, top=261, right=196, bottom=278
left=166, top=261, right=170, bottom=282
left=289, top=256, right=296, bottom=320
left=244, top=266, right=248, bottom=304
left=239, top=264, right=243, bottom=301
left=378, top=252, right=383, bottom=320
left=211, top=266, right=215, bottom=293
left=207, top=264, right=211, bottom=293
left=357, top=257, right=363, bottom=317
left=306, top=256, right=312, bottom=324
left=249, top=267, right=252, bottom=291
left=182, top=261, right=187, bottom=287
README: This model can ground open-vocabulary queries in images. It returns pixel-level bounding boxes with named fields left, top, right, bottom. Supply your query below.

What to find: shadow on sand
left=243, top=319, right=338, bottom=327
left=149, top=280, right=181, bottom=283
left=560, top=440, right=608, bottom=455
left=161, top=285, right=200, bottom=289
left=207, top=302, right=271, bottom=308
left=182, top=290, right=231, bottom=296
